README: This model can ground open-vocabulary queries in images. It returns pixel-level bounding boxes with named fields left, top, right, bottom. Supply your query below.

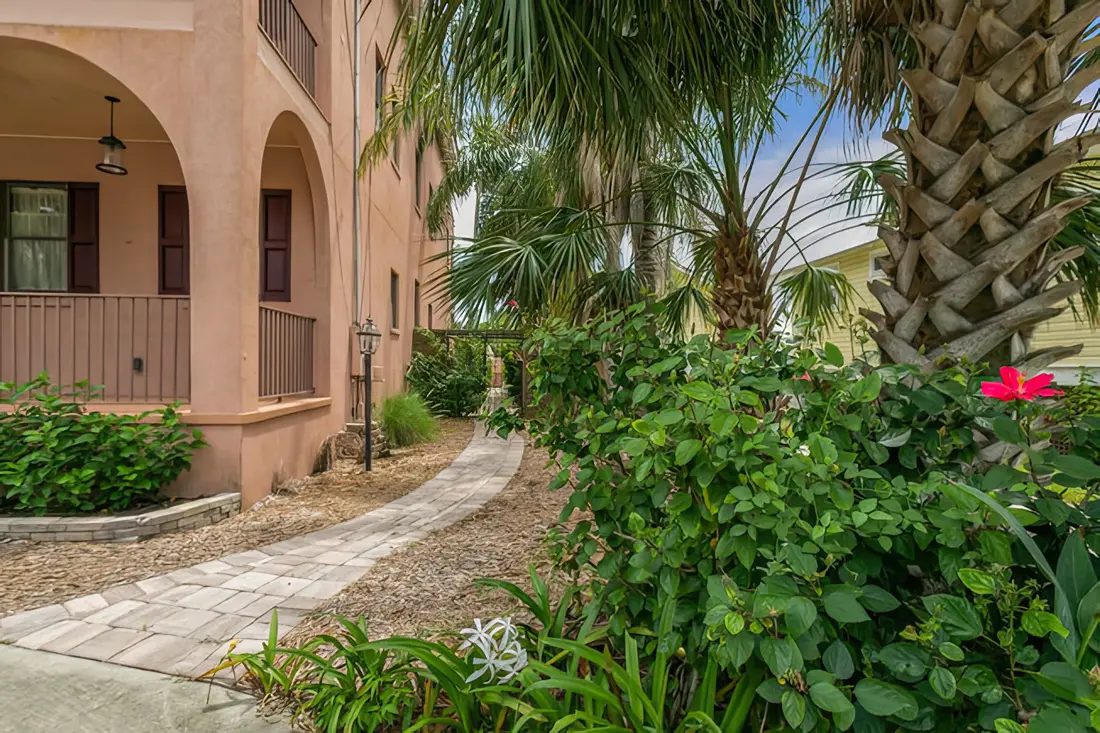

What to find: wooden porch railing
left=259, top=305, right=315, bottom=399
left=0, top=293, right=191, bottom=402
left=259, top=0, right=317, bottom=97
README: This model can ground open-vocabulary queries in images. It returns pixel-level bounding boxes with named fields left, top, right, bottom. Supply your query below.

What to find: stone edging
left=0, top=494, right=241, bottom=542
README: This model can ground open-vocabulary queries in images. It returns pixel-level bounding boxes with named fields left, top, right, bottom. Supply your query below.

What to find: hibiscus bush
left=490, top=304, right=1100, bottom=733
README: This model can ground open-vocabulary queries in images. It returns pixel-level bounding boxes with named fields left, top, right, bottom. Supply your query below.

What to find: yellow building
left=800, top=240, right=1100, bottom=383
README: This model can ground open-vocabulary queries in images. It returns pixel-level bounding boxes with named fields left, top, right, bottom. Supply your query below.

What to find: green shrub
left=1066, top=370, right=1100, bottom=417
left=487, top=304, right=1100, bottom=733
left=406, top=329, right=489, bottom=416
left=0, top=375, right=206, bottom=515
left=379, top=392, right=439, bottom=446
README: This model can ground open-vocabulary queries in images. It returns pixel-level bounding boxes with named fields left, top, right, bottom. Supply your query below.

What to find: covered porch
left=0, top=37, right=324, bottom=407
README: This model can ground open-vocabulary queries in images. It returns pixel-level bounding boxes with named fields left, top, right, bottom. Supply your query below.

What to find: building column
left=187, top=0, right=262, bottom=414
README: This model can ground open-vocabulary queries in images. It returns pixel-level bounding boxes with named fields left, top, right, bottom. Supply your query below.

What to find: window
left=414, top=145, right=423, bottom=212
left=2, top=182, right=98, bottom=292
left=158, top=186, right=189, bottom=295
left=869, top=251, right=890, bottom=281
left=390, top=270, right=399, bottom=329
left=427, top=303, right=433, bottom=329
left=414, top=279, right=421, bottom=327
left=374, top=51, right=386, bottom=133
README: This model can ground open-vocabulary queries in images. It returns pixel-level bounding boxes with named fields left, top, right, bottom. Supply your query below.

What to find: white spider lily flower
left=458, top=616, right=529, bottom=684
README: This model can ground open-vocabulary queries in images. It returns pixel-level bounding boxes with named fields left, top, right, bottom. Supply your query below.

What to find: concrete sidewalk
left=0, top=645, right=290, bottom=732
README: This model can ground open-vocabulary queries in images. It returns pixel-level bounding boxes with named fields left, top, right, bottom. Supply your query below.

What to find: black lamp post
left=356, top=318, right=381, bottom=471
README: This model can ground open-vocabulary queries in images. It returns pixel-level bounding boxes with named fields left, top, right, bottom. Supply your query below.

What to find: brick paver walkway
left=0, top=424, right=523, bottom=677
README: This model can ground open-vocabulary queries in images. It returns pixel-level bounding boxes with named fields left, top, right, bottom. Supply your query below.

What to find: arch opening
left=0, top=35, right=191, bottom=402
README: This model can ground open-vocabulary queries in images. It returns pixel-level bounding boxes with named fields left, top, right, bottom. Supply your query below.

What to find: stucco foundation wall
left=238, top=406, right=339, bottom=506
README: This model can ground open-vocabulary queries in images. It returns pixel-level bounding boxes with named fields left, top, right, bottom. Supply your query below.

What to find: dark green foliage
left=488, top=304, right=1100, bottom=733
left=0, top=375, right=205, bottom=515
left=405, top=329, right=488, bottom=417
left=379, top=393, right=439, bottom=447
left=1066, top=373, right=1100, bottom=417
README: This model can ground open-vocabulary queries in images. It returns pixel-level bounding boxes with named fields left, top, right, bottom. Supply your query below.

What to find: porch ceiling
left=0, top=37, right=169, bottom=141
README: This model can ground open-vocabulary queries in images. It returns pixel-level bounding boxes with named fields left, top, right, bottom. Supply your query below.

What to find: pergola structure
left=430, top=328, right=528, bottom=408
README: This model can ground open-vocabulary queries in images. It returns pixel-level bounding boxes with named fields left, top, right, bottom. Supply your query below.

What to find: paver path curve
left=0, top=423, right=523, bottom=677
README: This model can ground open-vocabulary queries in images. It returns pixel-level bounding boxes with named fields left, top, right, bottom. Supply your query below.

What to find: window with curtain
left=5, top=184, right=68, bottom=292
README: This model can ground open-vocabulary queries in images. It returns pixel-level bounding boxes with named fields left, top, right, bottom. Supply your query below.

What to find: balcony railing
left=259, top=0, right=317, bottom=97
left=259, top=305, right=315, bottom=399
left=0, top=294, right=191, bottom=403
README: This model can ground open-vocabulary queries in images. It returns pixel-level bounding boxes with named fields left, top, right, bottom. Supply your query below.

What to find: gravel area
left=0, top=419, right=474, bottom=617
left=285, top=438, right=573, bottom=643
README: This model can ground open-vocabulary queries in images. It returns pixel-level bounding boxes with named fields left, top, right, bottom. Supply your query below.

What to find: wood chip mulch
left=284, top=439, right=575, bottom=644
left=0, top=419, right=474, bottom=617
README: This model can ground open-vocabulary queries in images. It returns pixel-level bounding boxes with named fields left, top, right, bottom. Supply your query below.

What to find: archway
left=0, top=35, right=191, bottom=402
left=257, top=110, right=332, bottom=400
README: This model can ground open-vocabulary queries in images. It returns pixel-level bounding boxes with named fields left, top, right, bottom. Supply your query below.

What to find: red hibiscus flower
left=793, top=373, right=812, bottom=381
left=506, top=299, right=519, bottom=309
left=980, top=366, right=1063, bottom=402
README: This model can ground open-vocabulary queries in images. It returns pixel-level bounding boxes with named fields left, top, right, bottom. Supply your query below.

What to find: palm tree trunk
left=871, top=0, right=1098, bottom=372
left=635, top=191, right=667, bottom=295
left=714, top=228, right=771, bottom=335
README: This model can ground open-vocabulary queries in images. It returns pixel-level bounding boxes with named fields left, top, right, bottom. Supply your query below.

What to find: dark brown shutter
left=260, top=189, right=291, bottom=302
left=158, top=186, right=190, bottom=295
left=68, top=183, right=99, bottom=293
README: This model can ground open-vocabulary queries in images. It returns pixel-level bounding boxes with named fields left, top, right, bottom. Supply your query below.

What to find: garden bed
left=0, top=418, right=474, bottom=617
left=0, top=493, right=240, bottom=542
left=284, top=440, right=572, bottom=643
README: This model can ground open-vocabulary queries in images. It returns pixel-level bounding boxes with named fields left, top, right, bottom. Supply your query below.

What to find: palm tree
left=371, top=0, right=859, bottom=335
left=824, top=0, right=1100, bottom=371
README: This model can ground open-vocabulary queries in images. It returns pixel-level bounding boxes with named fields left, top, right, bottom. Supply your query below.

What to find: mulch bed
left=284, top=439, right=575, bottom=644
left=0, top=419, right=473, bottom=617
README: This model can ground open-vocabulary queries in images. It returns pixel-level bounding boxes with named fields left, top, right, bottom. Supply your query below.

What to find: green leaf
left=922, top=595, right=982, bottom=641
left=756, top=679, right=784, bottom=704
left=1077, top=581, right=1100, bottom=646
left=878, top=429, right=911, bottom=448
left=859, top=586, right=900, bottom=612
left=632, top=383, right=653, bottom=405
left=809, top=683, right=854, bottom=715
left=853, top=371, right=883, bottom=403
left=877, top=644, right=928, bottom=683
left=782, top=690, right=807, bottom=728
left=787, top=544, right=818, bottom=578
left=929, top=667, right=956, bottom=700
left=1029, top=706, right=1088, bottom=733
left=824, top=343, right=844, bottom=367
left=992, top=417, right=1027, bottom=445
left=785, top=597, right=818, bottom=638
left=681, top=381, right=714, bottom=401
left=1035, top=661, right=1093, bottom=701
left=958, top=568, right=997, bottom=595
left=724, top=612, right=746, bottom=636
left=760, top=636, right=802, bottom=676
left=823, top=640, right=855, bottom=680
left=994, top=718, right=1027, bottom=733
left=853, top=679, right=919, bottom=721
left=1058, top=533, right=1098, bottom=614
left=1053, top=454, right=1100, bottom=480
left=1021, top=609, right=1070, bottom=638
left=675, top=439, right=703, bottom=466
left=824, top=587, right=870, bottom=624
left=938, top=642, right=964, bottom=662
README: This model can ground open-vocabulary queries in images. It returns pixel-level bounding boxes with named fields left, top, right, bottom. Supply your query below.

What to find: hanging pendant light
left=96, top=96, right=128, bottom=176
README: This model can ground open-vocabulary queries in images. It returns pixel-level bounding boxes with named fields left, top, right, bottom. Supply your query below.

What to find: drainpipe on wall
left=351, top=0, right=362, bottom=324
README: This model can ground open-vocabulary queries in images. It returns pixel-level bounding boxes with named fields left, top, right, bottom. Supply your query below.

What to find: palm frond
left=774, top=265, right=857, bottom=335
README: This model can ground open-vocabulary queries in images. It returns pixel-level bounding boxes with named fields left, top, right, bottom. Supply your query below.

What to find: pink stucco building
left=0, top=0, right=451, bottom=506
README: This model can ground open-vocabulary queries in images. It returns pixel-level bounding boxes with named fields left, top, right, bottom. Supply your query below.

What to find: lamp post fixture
left=356, top=318, right=381, bottom=471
